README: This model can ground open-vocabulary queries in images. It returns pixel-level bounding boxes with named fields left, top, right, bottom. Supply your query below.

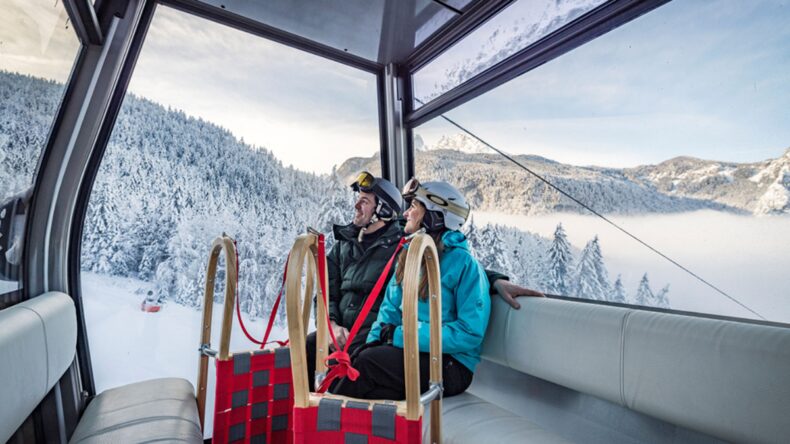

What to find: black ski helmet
left=351, top=171, right=403, bottom=221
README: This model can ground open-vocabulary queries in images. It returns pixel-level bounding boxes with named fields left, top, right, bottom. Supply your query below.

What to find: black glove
left=350, top=340, right=382, bottom=362
left=379, top=323, right=397, bottom=345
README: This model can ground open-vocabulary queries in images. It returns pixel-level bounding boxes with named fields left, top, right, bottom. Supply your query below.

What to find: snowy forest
left=1, top=70, right=670, bottom=320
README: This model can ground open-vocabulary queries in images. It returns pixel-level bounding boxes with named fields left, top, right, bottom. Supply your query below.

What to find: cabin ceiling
left=192, top=0, right=483, bottom=65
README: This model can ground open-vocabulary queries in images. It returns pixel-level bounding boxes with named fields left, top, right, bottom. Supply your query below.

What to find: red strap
left=234, top=239, right=290, bottom=347
left=260, top=254, right=290, bottom=348
left=317, top=236, right=407, bottom=393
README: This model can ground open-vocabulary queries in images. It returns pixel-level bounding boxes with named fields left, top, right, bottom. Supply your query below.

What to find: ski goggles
left=351, top=171, right=376, bottom=191
left=401, top=177, right=470, bottom=220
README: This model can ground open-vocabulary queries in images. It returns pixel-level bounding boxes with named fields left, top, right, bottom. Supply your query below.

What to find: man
left=305, top=171, right=542, bottom=390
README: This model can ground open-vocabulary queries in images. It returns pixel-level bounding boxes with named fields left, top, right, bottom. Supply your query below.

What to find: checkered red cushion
left=213, top=347, right=294, bottom=444
left=292, top=398, right=422, bottom=444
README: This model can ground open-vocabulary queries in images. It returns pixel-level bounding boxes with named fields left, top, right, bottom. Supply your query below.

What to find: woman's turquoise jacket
left=367, top=230, right=491, bottom=372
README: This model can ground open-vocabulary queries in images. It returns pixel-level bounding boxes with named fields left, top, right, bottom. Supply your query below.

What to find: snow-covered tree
left=545, top=223, right=573, bottom=295
left=1, top=70, right=679, bottom=323
left=634, top=273, right=653, bottom=306
left=572, top=236, right=609, bottom=300
left=611, top=274, right=627, bottom=303
left=654, top=284, right=670, bottom=308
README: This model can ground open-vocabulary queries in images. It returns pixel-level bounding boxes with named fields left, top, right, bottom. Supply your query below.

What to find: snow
left=81, top=272, right=296, bottom=438
left=474, top=210, right=790, bottom=323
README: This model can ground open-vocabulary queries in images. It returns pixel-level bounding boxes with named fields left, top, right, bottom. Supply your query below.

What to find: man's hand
left=493, top=279, right=545, bottom=309
left=330, top=321, right=349, bottom=350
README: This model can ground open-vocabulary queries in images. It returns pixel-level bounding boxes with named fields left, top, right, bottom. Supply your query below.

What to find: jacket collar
left=333, top=220, right=402, bottom=248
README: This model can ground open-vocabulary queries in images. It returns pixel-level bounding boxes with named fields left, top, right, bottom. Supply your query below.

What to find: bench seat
left=0, top=292, right=202, bottom=444
left=437, top=392, right=570, bottom=444
left=69, top=377, right=202, bottom=444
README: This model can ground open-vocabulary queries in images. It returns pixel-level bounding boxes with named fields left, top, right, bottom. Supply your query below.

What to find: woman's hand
left=493, top=279, right=545, bottom=310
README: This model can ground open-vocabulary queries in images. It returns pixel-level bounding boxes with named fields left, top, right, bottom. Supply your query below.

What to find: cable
left=426, top=108, right=767, bottom=320
left=431, top=0, right=464, bottom=16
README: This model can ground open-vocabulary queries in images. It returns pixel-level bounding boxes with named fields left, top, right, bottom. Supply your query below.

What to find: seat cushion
left=435, top=392, right=570, bottom=444
left=0, top=292, right=76, bottom=443
left=69, top=378, right=202, bottom=444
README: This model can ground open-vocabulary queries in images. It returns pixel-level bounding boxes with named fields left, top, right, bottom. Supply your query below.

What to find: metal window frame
left=547, top=295, right=790, bottom=329
left=63, top=0, right=103, bottom=45
left=159, top=0, right=382, bottom=74
left=67, top=0, right=159, bottom=398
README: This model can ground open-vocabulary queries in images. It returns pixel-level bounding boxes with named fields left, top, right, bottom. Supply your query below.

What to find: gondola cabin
left=1, top=0, right=789, bottom=443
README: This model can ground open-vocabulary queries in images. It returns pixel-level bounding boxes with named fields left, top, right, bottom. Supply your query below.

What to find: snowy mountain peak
left=423, top=133, right=492, bottom=154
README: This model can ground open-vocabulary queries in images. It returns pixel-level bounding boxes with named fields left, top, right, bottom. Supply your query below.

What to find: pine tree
left=546, top=223, right=572, bottom=295
left=573, top=239, right=602, bottom=300
left=634, top=273, right=653, bottom=306
left=572, top=236, right=609, bottom=300
left=589, top=236, right=611, bottom=297
left=654, top=284, right=670, bottom=308
left=611, top=274, right=627, bottom=303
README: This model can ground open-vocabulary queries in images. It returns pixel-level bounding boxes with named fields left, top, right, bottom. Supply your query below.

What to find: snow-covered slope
left=628, top=148, right=790, bottom=215
left=341, top=137, right=790, bottom=216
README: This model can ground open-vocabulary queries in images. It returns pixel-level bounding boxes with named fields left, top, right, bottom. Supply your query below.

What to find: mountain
left=628, top=150, right=790, bottom=215
left=338, top=138, right=790, bottom=216
left=417, top=133, right=490, bottom=154
left=1, top=70, right=675, bottom=309
left=0, top=70, right=354, bottom=319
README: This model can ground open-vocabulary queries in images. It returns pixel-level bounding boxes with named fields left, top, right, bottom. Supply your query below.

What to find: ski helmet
left=402, top=178, right=470, bottom=231
left=350, top=171, right=403, bottom=221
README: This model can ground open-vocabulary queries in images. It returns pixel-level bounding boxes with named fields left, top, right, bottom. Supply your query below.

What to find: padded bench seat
left=0, top=291, right=202, bottom=443
left=436, top=392, right=570, bottom=444
left=69, top=377, right=202, bottom=444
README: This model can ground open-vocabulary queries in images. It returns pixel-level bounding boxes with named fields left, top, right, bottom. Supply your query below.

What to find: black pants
left=305, top=330, right=369, bottom=391
left=331, top=344, right=473, bottom=400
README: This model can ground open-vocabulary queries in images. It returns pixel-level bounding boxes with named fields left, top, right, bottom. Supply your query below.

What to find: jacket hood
left=441, top=230, right=469, bottom=251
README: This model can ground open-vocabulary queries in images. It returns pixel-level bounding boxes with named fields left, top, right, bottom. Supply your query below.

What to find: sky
left=2, top=0, right=789, bottom=173
left=0, top=0, right=80, bottom=82
left=126, top=5, right=380, bottom=175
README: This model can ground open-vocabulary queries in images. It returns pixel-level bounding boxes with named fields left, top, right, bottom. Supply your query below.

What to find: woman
left=331, top=179, right=490, bottom=400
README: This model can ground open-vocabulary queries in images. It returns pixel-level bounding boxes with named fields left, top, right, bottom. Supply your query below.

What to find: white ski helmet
left=402, top=178, right=470, bottom=231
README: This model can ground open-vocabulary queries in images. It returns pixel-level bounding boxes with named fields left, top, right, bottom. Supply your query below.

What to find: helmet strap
left=358, top=213, right=380, bottom=242
left=421, top=210, right=445, bottom=233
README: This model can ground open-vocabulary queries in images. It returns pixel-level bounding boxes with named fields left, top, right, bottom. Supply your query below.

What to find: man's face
left=353, top=191, right=377, bottom=227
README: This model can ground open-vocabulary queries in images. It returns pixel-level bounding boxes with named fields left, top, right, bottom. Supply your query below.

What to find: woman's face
left=403, top=199, right=425, bottom=234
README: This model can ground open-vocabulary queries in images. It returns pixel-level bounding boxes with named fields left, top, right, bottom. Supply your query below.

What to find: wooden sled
left=196, top=234, right=327, bottom=443
left=285, top=232, right=443, bottom=443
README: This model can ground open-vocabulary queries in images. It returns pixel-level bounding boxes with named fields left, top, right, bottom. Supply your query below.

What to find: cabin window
left=0, top=0, right=80, bottom=300
left=412, top=0, right=606, bottom=109
left=412, top=0, right=790, bottom=324
left=78, top=4, right=380, bottom=435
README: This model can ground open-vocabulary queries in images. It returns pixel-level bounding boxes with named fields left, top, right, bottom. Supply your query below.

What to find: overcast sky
left=2, top=0, right=788, bottom=173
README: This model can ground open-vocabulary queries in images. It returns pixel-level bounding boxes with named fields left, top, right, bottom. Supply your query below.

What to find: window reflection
left=0, top=0, right=81, bottom=295
left=412, top=0, right=605, bottom=107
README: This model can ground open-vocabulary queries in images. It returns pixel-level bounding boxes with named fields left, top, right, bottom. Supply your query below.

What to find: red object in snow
left=140, top=300, right=161, bottom=312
